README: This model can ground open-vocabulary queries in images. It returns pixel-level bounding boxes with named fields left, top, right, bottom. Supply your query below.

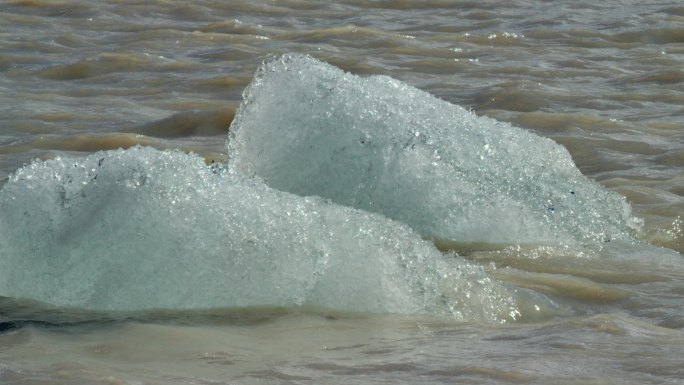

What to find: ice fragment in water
left=228, top=54, right=639, bottom=246
left=0, top=147, right=520, bottom=321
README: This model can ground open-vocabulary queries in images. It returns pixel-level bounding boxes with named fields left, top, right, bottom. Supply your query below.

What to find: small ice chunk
left=227, top=54, right=637, bottom=246
left=0, top=147, right=519, bottom=321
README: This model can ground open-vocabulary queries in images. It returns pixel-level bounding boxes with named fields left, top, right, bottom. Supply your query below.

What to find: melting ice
left=0, top=147, right=519, bottom=320
left=228, top=54, right=640, bottom=246
left=0, top=54, right=642, bottom=319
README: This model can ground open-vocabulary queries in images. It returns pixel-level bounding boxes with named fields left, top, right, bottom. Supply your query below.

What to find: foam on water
left=227, top=54, right=640, bottom=246
left=0, top=147, right=521, bottom=321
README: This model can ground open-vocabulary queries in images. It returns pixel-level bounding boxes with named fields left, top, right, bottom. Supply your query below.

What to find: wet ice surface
left=0, top=146, right=524, bottom=321
left=0, top=56, right=677, bottom=324
left=228, top=54, right=641, bottom=247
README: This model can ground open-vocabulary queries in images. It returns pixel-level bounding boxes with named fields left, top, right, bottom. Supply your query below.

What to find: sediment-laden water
left=1, top=1, right=683, bottom=384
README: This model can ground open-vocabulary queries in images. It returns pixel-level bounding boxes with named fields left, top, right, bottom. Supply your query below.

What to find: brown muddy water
left=1, top=1, right=683, bottom=384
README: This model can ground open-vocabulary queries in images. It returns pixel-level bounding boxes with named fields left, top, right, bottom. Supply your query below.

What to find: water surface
left=1, top=1, right=683, bottom=384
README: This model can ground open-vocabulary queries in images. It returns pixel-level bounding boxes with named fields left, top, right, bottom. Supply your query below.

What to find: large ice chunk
left=0, top=147, right=519, bottom=321
left=228, top=54, right=638, bottom=246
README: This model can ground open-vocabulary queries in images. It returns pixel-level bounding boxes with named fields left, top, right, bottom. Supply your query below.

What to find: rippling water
left=1, top=1, right=683, bottom=384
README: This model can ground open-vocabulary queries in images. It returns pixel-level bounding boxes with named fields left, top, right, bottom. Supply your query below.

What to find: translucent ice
left=0, top=147, right=519, bottom=320
left=228, top=54, right=639, bottom=246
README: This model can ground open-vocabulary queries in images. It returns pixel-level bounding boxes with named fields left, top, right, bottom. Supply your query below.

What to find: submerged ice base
left=228, top=54, right=639, bottom=246
left=0, top=147, right=520, bottom=321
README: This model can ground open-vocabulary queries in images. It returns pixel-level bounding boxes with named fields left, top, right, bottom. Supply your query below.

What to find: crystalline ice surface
left=228, top=54, right=639, bottom=246
left=0, top=147, right=519, bottom=320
